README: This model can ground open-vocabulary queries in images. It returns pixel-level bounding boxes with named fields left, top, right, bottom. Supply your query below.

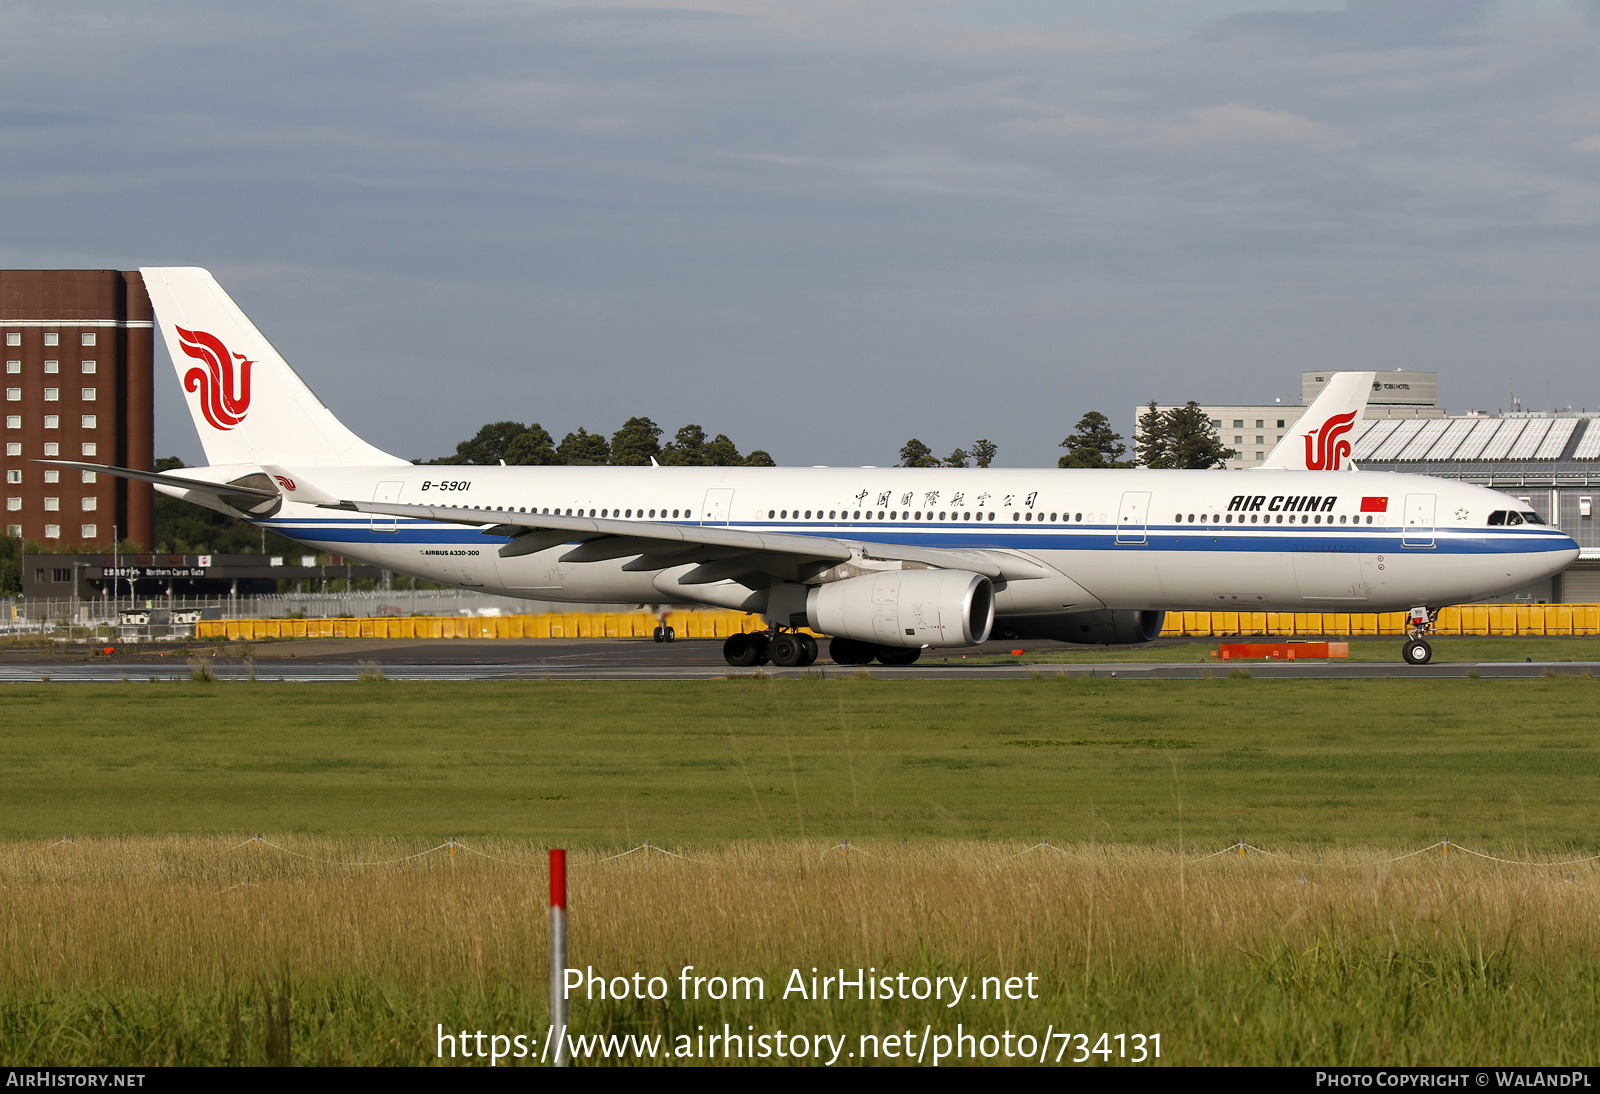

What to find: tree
left=1164, top=401, right=1236, bottom=469
left=898, top=439, right=939, bottom=468
left=0, top=531, right=20, bottom=595
left=1135, top=401, right=1169, bottom=468
left=742, top=449, right=776, bottom=467
left=944, top=447, right=970, bottom=468
left=659, top=424, right=707, bottom=466
left=1136, top=401, right=1235, bottom=469
left=970, top=439, right=997, bottom=468
left=704, top=434, right=743, bottom=466
left=504, top=423, right=558, bottom=466
left=610, top=416, right=662, bottom=466
left=449, top=420, right=529, bottom=465
left=1058, top=411, right=1132, bottom=469
left=557, top=427, right=611, bottom=465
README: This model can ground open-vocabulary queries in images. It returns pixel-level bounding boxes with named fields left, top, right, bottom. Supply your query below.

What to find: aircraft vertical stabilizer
left=141, top=267, right=407, bottom=468
left=1257, top=371, right=1376, bottom=471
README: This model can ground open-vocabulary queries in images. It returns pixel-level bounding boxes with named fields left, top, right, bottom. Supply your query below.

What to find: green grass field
left=4, top=677, right=1600, bottom=1066
left=1, top=677, right=1599, bottom=848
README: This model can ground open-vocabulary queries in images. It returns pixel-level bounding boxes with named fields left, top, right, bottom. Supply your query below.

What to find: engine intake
left=806, top=570, right=994, bottom=649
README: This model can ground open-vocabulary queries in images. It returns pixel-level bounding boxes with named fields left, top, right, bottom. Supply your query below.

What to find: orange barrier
left=1218, top=641, right=1350, bottom=661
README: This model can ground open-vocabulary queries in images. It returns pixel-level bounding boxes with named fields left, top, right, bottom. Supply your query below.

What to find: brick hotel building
left=1, top=270, right=154, bottom=547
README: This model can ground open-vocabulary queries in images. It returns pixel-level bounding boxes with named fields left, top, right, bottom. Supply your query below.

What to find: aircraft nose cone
left=1550, top=534, right=1580, bottom=574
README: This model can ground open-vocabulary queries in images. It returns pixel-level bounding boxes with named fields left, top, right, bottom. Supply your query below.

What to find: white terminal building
left=1136, top=371, right=1600, bottom=602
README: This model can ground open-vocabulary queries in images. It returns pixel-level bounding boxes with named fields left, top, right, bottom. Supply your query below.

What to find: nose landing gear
left=1402, top=606, right=1436, bottom=665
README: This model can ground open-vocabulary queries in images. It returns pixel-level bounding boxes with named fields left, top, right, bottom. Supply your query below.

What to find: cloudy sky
left=5, top=0, right=1600, bottom=465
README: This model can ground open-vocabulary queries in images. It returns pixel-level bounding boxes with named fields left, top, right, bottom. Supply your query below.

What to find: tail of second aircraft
left=1257, top=371, right=1376, bottom=471
left=141, top=267, right=408, bottom=468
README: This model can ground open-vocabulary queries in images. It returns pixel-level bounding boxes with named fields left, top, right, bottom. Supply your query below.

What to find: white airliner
left=49, top=268, right=1578, bottom=667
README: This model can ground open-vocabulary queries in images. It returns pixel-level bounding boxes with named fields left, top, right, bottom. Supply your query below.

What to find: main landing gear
left=826, top=637, right=922, bottom=667
left=722, top=630, right=818, bottom=668
left=1402, top=606, right=1436, bottom=666
left=720, top=631, right=923, bottom=667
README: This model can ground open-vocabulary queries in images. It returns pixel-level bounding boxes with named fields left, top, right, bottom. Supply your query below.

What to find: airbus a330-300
left=48, top=268, right=1578, bottom=667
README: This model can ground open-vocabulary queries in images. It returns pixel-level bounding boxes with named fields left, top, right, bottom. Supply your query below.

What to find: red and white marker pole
left=549, top=849, right=568, bottom=1067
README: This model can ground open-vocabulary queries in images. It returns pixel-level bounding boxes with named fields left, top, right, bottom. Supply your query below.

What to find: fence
left=3, top=589, right=632, bottom=627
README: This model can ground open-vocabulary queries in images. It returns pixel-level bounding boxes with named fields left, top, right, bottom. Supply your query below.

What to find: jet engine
left=994, top=609, right=1166, bottom=646
left=805, top=569, right=994, bottom=649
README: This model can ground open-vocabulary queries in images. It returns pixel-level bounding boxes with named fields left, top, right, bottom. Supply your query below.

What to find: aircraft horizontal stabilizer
left=35, top=460, right=284, bottom=517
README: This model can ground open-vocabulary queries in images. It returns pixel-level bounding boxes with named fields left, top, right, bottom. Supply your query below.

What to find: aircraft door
left=1293, top=549, right=1366, bottom=601
left=701, top=488, right=735, bottom=526
left=1402, top=493, right=1435, bottom=548
left=1116, top=491, right=1151, bottom=545
left=371, top=480, right=404, bottom=532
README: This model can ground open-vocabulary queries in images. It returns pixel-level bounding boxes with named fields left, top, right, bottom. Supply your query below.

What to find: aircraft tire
left=653, top=626, right=665, bottom=643
left=875, top=645, right=922, bottom=666
left=797, top=633, right=818, bottom=666
left=663, top=626, right=675, bottom=642
left=770, top=633, right=805, bottom=667
left=828, top=637, right=873, bottom=666
left=1402, top=639, right=1432, bottom=666
left=723, top=634, right=760, bottom=667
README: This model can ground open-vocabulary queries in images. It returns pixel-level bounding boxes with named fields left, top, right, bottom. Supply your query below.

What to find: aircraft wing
left=334, top=495, right=1052, bottom=583
left=58, top=458, right=1056, bottom=586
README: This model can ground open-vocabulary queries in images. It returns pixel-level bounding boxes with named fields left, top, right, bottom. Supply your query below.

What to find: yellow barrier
left=196, top=610, right=776, bottom=642
left=195, top=605, right=1600, bottom=642
left=1157, top=604, right=1599, bottom=639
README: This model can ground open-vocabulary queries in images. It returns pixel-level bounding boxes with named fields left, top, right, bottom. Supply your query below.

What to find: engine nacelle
left=806, top=570, right=994, bottom=649
left=995, top=609, right=1166, bottom=646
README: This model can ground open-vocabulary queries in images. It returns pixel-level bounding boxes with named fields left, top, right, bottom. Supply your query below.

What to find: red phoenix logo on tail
left=1303, top=411, right=1356, bottom=470
left=176, top=326, right=253, bottom=431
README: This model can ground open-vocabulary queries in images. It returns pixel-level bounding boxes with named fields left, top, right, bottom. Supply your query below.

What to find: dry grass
left=2, top=837, right=1597, bottom=1065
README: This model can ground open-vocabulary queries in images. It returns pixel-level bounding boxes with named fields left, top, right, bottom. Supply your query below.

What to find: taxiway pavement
left=0, top=637, right=1592, bottom=681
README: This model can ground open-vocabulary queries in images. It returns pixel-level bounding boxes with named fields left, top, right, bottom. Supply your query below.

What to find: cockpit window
left=1506, top=511, right=1524, bottom=525
left=1521, top=511, right=1545, bottom=525
left=1487, top=511, right=1505, bottom=526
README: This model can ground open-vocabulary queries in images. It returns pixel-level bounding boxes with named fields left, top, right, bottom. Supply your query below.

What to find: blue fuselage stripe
left=258, top=517, right=1575, bottom=556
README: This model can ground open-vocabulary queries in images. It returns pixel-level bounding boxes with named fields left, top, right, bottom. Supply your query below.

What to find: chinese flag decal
left=1360, top=497, right=1388, bottom=513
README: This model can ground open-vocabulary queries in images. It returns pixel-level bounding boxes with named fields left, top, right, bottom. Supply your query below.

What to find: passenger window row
left=760, top=510, right=1119, bottom=523
left=765, top=509, right=1002, bottom=522
left=488, top=506, right=686, bottom=518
